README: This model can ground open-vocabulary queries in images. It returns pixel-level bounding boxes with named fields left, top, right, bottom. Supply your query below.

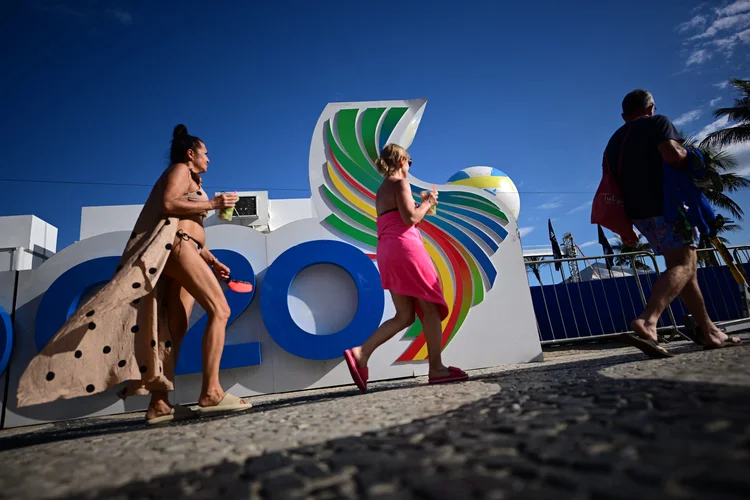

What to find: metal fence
left=525, top=245, right=750, bottom=345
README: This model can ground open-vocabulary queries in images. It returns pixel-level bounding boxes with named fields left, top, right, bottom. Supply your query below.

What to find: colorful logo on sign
left=2, top=99, right=538, bottom=429
left=309, top=101, right=511, bottom=362
left=27, top=99, right=517, bottom=371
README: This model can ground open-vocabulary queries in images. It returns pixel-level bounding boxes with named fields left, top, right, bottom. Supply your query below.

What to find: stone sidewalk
left=0, top=334, right=748, bottom=499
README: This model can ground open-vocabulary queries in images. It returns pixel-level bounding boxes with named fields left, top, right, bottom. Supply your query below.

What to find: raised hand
left=211, top=192, right=238, bottom=210
left=424, top=190, right=438, bottom=206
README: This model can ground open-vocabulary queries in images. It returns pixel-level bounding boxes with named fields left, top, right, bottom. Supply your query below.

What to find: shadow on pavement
left=0, top=375, right=433, bottom=453
left=0, top=339, right=732, bottom=453
left=10, top=343, right=744, bottom=499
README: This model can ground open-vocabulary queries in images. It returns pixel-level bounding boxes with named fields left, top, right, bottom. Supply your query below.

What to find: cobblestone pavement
left=0, top=334, right=749, bottom=499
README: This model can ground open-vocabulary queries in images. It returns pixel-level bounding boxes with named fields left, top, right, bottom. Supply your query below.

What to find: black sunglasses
left=408, top=158, right=413, bottom=166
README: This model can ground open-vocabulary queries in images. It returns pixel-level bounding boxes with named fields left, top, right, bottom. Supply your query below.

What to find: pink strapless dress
left=376, top=210, right=449, bottom=321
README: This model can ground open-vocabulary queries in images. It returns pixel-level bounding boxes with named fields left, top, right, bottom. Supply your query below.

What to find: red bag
left=591, top=126, right=638, bottom=245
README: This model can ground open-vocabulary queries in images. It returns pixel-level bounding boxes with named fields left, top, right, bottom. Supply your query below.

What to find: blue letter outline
left=261, top=240, right=384, bottom=360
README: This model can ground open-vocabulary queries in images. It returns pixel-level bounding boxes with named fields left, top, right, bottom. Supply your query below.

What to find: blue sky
left=2, top=0, right=750, bottom=256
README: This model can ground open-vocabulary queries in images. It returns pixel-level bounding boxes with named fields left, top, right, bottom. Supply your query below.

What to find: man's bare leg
left=679, top=274, right=737, bottom=346
left=631, top=247, right=697, bottom=355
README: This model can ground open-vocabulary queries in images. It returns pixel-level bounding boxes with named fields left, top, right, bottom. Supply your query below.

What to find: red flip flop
left=343, top=349, right=368, bottom=393
left=429, top=366, right=469, bottom=385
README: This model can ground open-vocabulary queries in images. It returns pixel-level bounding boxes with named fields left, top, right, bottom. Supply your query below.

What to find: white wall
left=0, top=252, right=15, bottom=274
left=0, top=216, right=57, bottom=272
left=0, top=216, right=33, bottom=249
left=79, top=197, right=316, bottom=240
left=268, top=199, right=316, bottom=231
left=79, top=205, right=144, bottom=241
left=0, top=271, right=16, bottom=425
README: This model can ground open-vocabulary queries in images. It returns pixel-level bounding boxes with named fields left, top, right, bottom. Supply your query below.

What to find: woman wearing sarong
left=17, top=124, right=251, bottom=423
left=344, top=144, right=469, bottom=392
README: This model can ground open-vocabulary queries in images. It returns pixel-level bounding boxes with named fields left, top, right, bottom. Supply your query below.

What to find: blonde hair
left=375, top=143, right=409, bottom=176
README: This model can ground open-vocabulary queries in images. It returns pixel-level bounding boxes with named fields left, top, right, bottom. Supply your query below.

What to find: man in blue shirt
left=604, top=89, right=740, bottom=357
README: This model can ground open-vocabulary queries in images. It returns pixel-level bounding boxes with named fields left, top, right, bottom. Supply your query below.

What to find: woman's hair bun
left=173, top=124, right=188, bottom=140
left=169, top=123, right=202, bottom=164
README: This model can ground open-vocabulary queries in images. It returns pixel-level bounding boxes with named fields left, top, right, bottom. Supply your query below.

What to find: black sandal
left=684, top=315, right=743, bottom=349
left=622, top=333, right=675, bottom=359
left=703, top=337, right=742, bottom=350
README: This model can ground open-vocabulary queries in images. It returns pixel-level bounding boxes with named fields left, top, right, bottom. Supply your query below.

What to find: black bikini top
left=377, top=207, right=399, bottom=217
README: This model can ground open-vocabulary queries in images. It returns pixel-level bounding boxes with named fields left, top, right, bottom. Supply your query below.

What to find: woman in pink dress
left=344, top=144, right=469, bottom=392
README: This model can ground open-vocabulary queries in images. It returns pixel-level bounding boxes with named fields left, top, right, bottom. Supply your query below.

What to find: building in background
left=0, top=192, right=315, bottom=271
left=0, top=215, right=57, bottom=272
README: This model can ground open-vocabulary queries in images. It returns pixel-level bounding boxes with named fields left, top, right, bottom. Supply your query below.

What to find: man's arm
left=653, top=115, right=687, bottom=168
left=658, top=140, right=688, bottom=168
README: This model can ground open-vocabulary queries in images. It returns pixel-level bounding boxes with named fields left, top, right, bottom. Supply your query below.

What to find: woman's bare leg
left=146, top=280, right=196, bottom=420
left=417, top=299, right=450, bottom=378
left=166, top=279, right=196, bottom=364
left=146, top=393, right=172, bottom=420
left=351, top=293, right=415, bottom=367
left=163, top=241, right=246, bottom=407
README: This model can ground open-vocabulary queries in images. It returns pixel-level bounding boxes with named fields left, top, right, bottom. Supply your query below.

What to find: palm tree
left=701, top=78, right=750, bottom=149
left=682, top=136, right=750, bottom=221
left=677, top=136, right=747, bottom=268
left=695, top=218, right=742, bottom=267
left=525, top=256, right=545, bottom=285
left=697, top=235, right=725, bottom=267
left=611, top=236, right=653, bottom=271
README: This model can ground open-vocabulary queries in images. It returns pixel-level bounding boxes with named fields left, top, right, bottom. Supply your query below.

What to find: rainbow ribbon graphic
left=317, top=105, right=510, bottom=362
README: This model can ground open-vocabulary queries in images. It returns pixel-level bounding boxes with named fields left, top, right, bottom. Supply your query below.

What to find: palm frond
left=668, top=141, right=748, bottom=221
left=697, top=241, right=721, bottom=267
left=524, top=256, right=546, bottom=285
left=704, top=191, right=745, bottom=219
left=611, top=240, right=651, bottom=254
left=728, top=78, right=750, bottom=94
left=709, top=150, right=739, bottom=172
left=610, top=236, right=652, bottom=270
left=696, top=232, right=737, bottom=267
left=718, top=173, right=750, bottom=192
left=717, top=223, right=742, bottom=233
left=685, top=137, right=737, bottom=171
left=703, top=79, right=750, bottom=148
left=701, top=125, right=750, bottom=148
left=712, top=106, right=750, bottom=123
left=681, top=133, right=696, bottom=146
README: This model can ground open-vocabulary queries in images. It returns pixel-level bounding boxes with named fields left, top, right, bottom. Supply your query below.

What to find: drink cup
left=421, top=190, right=437, bottom=215
left=219, top=206, right=235, bottom=221
left=218, top=191, right=237, bottom=221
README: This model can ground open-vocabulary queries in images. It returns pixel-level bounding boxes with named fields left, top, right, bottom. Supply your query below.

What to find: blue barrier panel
left=531, top=264, right=747, bottom=342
